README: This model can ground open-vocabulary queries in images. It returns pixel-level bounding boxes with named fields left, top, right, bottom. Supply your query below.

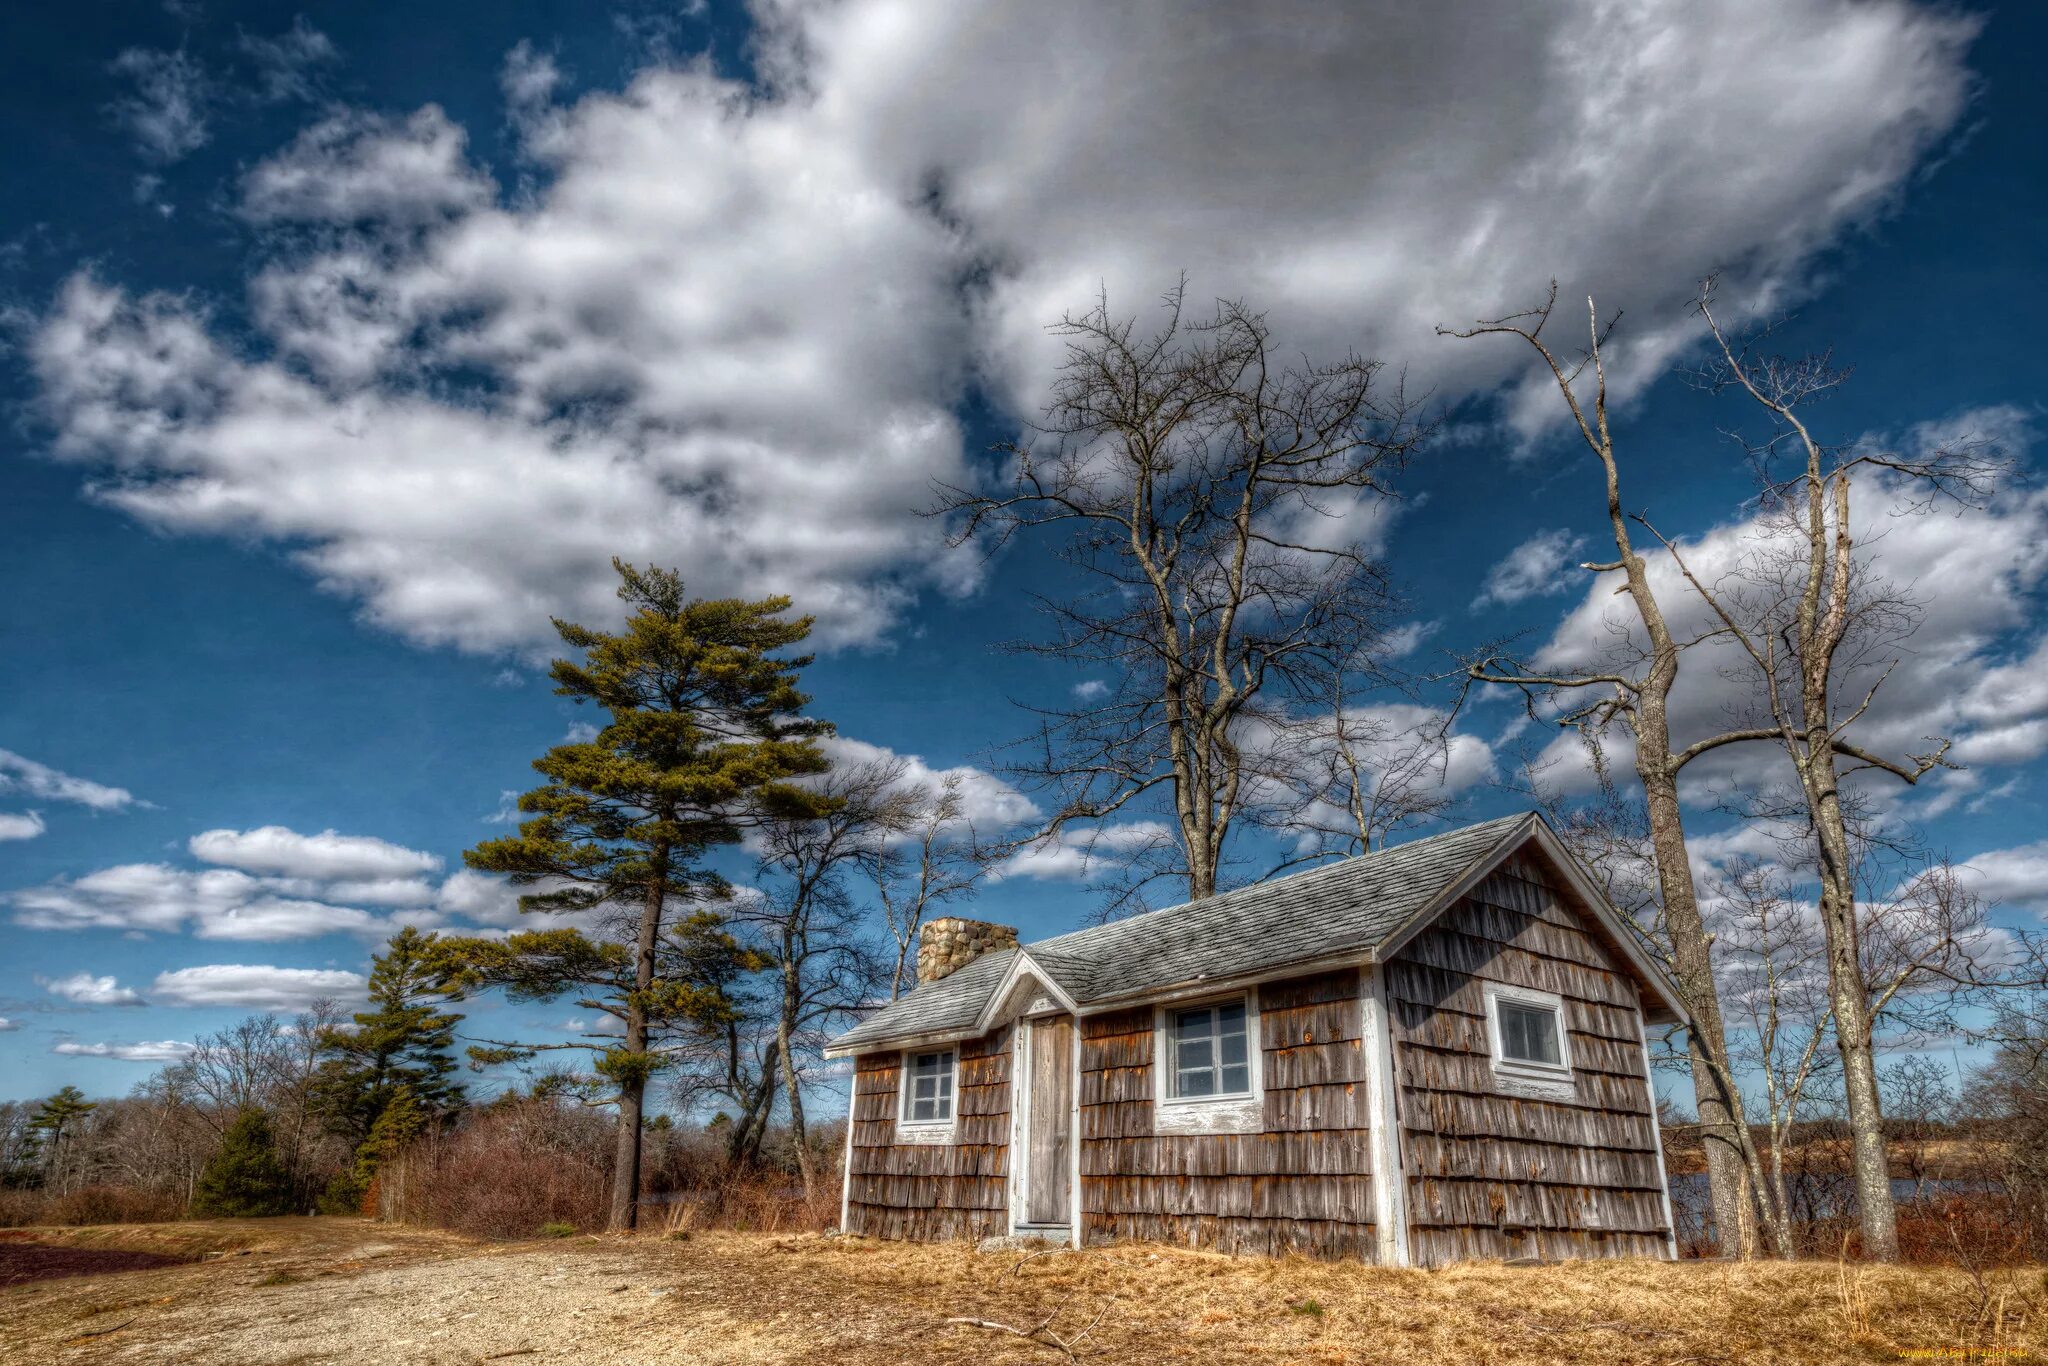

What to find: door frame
left=1008, top=1008, right=1079, bottom=1241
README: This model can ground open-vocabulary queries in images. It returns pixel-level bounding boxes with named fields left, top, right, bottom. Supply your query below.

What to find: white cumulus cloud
left=38, top=972, right=144, bottom=1006
left=189, top=826, right=443, bottom=881
left=1530, top=412, right=2048, bottom=798
left=1473, top=529, right=1588, bottom=609
left=107, top=47, right=210, bottom=163
left=0, top=812, right=46, bottom=841
left=991, top=820, right=1177, bottom=884
left=32, top=0, right=1979, bottom=654
left=0, top=750, right=141, bottom=811
left=53, top=1039, right=196, bottom=1063
left=149, top=964, right=366, bottom=1009
left=818, top=736, right=1041, bottom=832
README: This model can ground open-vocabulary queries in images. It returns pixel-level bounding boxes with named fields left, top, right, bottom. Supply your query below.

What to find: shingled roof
left=827, top=811, right=1682, bottom=1056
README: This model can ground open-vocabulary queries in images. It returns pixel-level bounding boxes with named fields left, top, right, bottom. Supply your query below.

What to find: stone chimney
left=916, top=916, right=1019, bottom=985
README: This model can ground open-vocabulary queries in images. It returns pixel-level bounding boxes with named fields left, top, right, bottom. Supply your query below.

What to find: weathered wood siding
left=1077, top=968, right=1377, bottom=1258
left=1387, top=852, right=1669, bottom=1265
left=844, top=1025, right=1011, bottom=1241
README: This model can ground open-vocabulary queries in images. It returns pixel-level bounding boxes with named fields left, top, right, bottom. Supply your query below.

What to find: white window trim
left=1482, top=981, right=1574, bottom=1100
left=897, top=1046, right=959, bottom=1144
left=1152, top=989, right=1263, bottom=1135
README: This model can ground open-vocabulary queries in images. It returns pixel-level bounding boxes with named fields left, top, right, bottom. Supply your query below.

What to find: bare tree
left=1715, top=857, right=1837, bottom=1258
left=749, top=760, right=903, bottom=1198
left=873, top=773, right=987, bottom=999
left=1648, top=284, right=2003, bottom=1258
left=938, top=283, right=1426, bottom=907
left=274, top=1000, right=345, bottom=1207
left=1252, top=682, right=1455, bottom=868
left=1978, top=974, right=2048, bottom=1244
left=1442, top=287, right=1770, bottom=1256
left=165, top=1014, right=297, bottom=1135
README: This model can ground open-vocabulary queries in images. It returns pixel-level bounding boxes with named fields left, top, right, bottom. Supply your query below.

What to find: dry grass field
left=0, top=1216, right=2041, bottom=1365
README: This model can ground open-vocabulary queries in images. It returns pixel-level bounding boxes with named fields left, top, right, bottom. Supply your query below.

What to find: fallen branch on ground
left=947, top=1297, right=1117, bottom=1362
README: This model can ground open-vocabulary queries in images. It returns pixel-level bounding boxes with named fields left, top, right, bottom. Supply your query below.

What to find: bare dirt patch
left=0, top=1240, right=195, bottom=1288
left=0, top=1217, right=2040, bottom=1364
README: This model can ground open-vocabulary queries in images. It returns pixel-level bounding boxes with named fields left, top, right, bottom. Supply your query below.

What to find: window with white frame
left=1483, top=983, right=1571, bottom=1080
left=1165, top=997, right=1252, bottom=1100
left=902, top=1048, right=956, bottom=1124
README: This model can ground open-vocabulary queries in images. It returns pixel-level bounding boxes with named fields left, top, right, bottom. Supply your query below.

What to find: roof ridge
left=1023, top=810, right=1536, bottom=955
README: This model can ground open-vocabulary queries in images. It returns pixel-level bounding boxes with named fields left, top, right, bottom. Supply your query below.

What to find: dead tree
left=1441, top=286, right=1771, bottom=1256
left=749, top=760, right=903, bottom=1199
left=1252, top=679, right=1456, bottom=869
left=1715, top=857, right=1836, bottom=1258
left=873, top=773, right=988, bottom=1000
left=1654, top=283, right=2002, bottom=1258
left=936, top=282, right=1426, bottom=907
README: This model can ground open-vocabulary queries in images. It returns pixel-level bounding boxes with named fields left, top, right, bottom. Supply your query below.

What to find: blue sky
left=3, top=0, right=2044, bottom=1104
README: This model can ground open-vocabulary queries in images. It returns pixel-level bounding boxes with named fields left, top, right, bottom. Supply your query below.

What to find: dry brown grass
left=760, top=1234, right=2046, bottom=1365
left=2, top=1218, right=2043, bottom=1364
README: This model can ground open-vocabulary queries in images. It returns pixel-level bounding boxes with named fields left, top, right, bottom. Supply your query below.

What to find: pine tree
left=445, top=561, right=833, bottom=1230
left=312, top=926, right=465, bottom=1148
left=191, top=1108, right=294, bottom=1218
left=27, top=1086, right=97, bottom=1192
left=326, top=1084, right=429, bottom=1216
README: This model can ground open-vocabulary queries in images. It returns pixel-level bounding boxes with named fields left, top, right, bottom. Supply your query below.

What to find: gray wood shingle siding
left=1078, top=968, right=1377, bottom=1259
left=844, top=1025, right=1012, bottom=1241
left=1387, top=853, right=1670, bottom=1265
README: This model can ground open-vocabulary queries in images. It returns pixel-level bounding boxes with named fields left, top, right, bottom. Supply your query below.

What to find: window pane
left=1167, top=998, right=1255, bottom=1099
left=908, top=1051, right=954, bottom=1121
left=1499, top=1001, right=1561, bottom=1066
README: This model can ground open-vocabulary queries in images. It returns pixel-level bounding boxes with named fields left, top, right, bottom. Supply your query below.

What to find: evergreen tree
left=191, top=1109, right=294, bottom=1217
left=312, top=927, right=465, bottom=1148
left=27, top=1086, right=97, bottom=1190
left=323, top=1085, right=429, bottom=1216
left=446, top=561, right=833, bottom=1231
left=28, top=1086, right=95, bottom=1148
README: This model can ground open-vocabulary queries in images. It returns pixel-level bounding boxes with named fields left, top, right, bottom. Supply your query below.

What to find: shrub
left=191, top=1110, right=294, bottom=1218
left=0, top=1188, right=50, bottom=1227
left=382, top=1097, right=611, bottom=1238
left=540, top=1221, right=577, bottom=1238
left=44, top=1184, right=182, bottom=1226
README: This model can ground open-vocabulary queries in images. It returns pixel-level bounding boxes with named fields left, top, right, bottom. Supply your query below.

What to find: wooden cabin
left=824, top=812, right=1687, bottom=1266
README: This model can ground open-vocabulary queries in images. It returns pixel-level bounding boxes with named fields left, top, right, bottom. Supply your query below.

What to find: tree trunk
left=780, top=1041, right=813, bottom=1200
left=1766, top=1130, right=1796, bottom=1260
left=610, top=841, right=671, bottom=1233
left=890, top=940, right=911, bottom=1001
left=1640, top=711, right=1762, bottom=1258
left=1801, top=472, right=1898, bottom=1261
left=610, top=1070, right=645, bottom=1232
left=726, top=1040, right=781, bottom=1167
left=777, top=932, right=815, bottom=1200
left=1806, top=751, right=1900, bottom=1260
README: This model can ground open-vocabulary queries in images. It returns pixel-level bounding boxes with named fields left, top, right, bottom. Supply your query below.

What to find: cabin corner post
left=1635, top=1006, right=1680, bottom=1260
left=839, top=1055, right=858, bottom=1236
left=1069, top=1010, right=1084, bottom=1249
left=1362, top=961, right=1412, bottom=1267
left=1006, top=1023, right=1028, bottom=1235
